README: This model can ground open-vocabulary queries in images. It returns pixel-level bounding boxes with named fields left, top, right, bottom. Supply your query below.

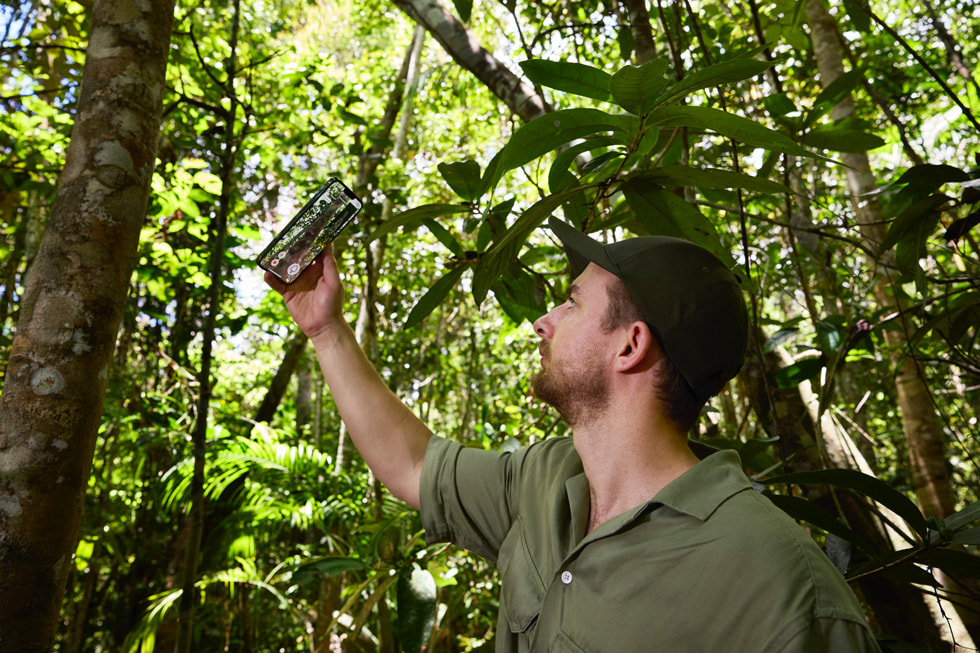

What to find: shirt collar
left=650, top=450, right=751, bottom=521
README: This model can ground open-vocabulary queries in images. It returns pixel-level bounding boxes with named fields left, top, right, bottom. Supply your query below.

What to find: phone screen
left=257, top=178, right=362, bottom=284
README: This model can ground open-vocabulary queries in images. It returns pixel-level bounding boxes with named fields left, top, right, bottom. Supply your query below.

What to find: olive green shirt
left=420, top=435, right=880, bottom=652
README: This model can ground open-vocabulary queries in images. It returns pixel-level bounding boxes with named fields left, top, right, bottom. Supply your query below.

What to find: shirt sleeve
left=775, top=616, right=881, bottom=653
left=418, top=436, right=524, bottom=565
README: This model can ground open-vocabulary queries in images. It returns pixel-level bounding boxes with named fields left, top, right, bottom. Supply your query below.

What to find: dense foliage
left=2, top=0, right=979, bottom=650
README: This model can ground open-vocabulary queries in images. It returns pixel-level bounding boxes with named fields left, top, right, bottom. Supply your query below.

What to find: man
left=265, top=217, right=880, bottom=652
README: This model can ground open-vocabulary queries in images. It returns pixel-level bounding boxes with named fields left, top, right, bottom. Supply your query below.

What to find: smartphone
left=257, top=178, right=362, bottom=284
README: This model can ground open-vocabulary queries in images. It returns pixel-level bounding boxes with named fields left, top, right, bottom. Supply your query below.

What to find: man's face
left=530, top=264, right=619, bottom=425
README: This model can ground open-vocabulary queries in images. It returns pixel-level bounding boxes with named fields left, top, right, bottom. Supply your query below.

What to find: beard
left=531, top=341, right=610, bottom=426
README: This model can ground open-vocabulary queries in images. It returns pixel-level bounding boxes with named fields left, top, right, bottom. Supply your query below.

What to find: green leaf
left=941, top=499, right=980, bottom=532
left=892, top=164, right=971, bottom=186
left=609, top=59, right=672, bottom=115
left=879, top=192, right=948, bottom=257
left=472, top=184, right=592, bottom=303
left=451, top=0, right=471, bottom=21
left=803, top=70, right=864, bottom=127
left=369, top=204, right=471, bottom=241
left=774, top=357, right=823, bottom=388
left=951, top=527, right=980, bottom=545
left=762, top=468, right=929, bottom=537
left=548, top=136, right=622, bottom=192
left=438, top=160, right=483, bottom=201
left=764, top=93, right=801, bottom=126
left=404, top=265, right=468, bottom=328
left=801, top=120, right=885, bottom=152
left=632, top=165, right=790, bottom=195
left=659, top=56, right=778, bottom=107
left=396, top=566, right=438, bottom=653
left=519, top=59, right=613, bottom=102
left=291, top=556, right=366, bottom=585
left=422, top=218, right=465, bottom=258
left=648, top=105, right=816, bottom=158
left=843, top=0, right=871, bottom=32
left=764, top=327, right=799, bottom=352
left=483, top=108, right=630, bottom=192
left=491, top=263, right=548, bottom=324
left=620, top=179, right=734, bottom=266
left=917, top=548, right=980, bottom=578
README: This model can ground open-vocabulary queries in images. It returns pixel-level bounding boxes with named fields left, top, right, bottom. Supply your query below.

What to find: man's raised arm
left=264, top=245, right=432, bottom=509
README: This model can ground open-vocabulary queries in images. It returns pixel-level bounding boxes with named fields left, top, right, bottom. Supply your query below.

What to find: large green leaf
left=801, top=119, right=885, bottom=152
left=803, top=70, right=864, bottom=127
left=658, top=56, right=778, bottom=107
left=609, top=59, right=671, bottom=115
left=632, top=165, right=789, bottom=195
left=451, top=0, right=472, bottom=21
left=940, top=499, right=980, bottom=532
left=422, top=218, right=466, bottom=259
left=879, top=192, right=948, bottom=258
left=396, top=566, right=438, bottom=653
left=519, top=59, right=614, bottom=102
left=369, top=203, right=471, bottom=241
left=404, top=264, right=468, bottom=328
left=620, top=179, right=732, bottom=266
left=472, top=184, right=593, bottom=303
left=482, top=108, right=631, bottom=192
left=438, top=160, right=483, bottom=201
left=761, top=468, right=929, bottom=537
left=951, top=527, right=980, bottom=545
left=774, top=357, right=823, bottom=388
left=647, top=105, right=815, bottom=157
left=916, top=548, right=980, bottom=579
left=290, top=556, right=367, bottom=586
left=548, top=136, right=622, bottom=192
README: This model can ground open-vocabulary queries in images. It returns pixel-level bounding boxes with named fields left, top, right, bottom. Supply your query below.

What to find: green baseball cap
left=549, top=217, right=748, bottom=402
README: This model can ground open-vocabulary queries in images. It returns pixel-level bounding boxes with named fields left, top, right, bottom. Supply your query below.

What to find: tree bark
left=255, top=332, right=309, bottom=423
left=0, top=0, right=175, bottom=649
left=739, top=326, right=950, bottom=651
left=619, top=0, right=657, bottom=64
left=390, top=0, right=550, bottom=123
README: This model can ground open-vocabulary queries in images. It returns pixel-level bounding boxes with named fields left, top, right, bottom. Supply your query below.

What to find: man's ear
left=614, top=322, right=659, bottom=373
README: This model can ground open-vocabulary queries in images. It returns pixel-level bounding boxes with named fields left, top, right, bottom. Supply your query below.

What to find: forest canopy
left=1, top=0, right=979, bottom=651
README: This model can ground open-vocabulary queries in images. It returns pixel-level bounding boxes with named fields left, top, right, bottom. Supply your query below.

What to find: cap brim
left=548, top=217, right=619, bottom=277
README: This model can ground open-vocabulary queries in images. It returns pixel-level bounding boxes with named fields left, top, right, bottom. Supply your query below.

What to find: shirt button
left=561, top=570, right=573, bottom=585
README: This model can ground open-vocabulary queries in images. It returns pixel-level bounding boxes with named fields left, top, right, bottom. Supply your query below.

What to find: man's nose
left=533, top=308, right=554, bottom=337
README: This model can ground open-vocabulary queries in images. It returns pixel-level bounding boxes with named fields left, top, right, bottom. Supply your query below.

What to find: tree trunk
left=174, top=0, right=243, bottom=648
left=254, top=332, right=309, bottom=423
left=739, top=326, right=950, bottom=651
left=619, top=0, right=657, bottom=64
left=0, top=0, right=175, bottom=649
left=805, top=0, right=977, bottom=644
left=390, top=0, right=550, bottom=123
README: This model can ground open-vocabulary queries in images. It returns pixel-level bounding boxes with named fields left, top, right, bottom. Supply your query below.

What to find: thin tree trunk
left=619, top=0, right=657, bottom=64
left=0, top=0, right=175, bottom=649
left=174, top=0, right=242, bottom=648
left=296, top=355, right=313, bottom=437
left=255, top=332, right=309, bottom=423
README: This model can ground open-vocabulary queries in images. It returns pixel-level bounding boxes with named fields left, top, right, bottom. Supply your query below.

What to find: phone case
left=257, top=178, right=362, bottom=284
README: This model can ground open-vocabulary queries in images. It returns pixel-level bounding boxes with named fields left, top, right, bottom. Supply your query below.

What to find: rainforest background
left=1, top=0, right=980, bottom=650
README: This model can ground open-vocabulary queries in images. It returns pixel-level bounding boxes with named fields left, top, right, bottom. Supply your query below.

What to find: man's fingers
left=264, top=270, right=287, bottom=294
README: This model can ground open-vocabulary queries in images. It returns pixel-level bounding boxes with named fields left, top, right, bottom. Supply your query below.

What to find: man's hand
left=263, top=244, right=344, bottom=341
